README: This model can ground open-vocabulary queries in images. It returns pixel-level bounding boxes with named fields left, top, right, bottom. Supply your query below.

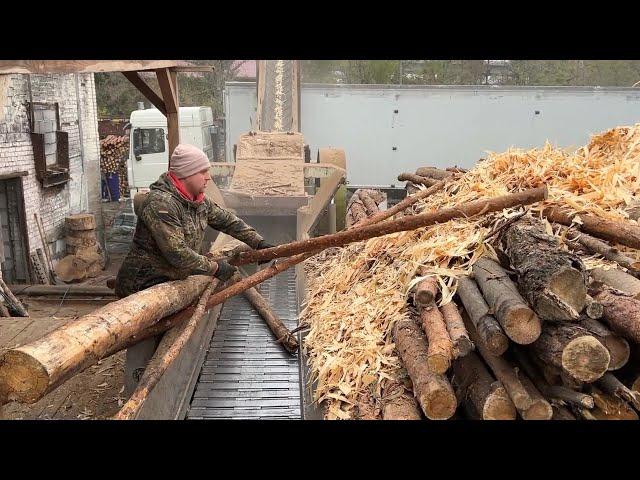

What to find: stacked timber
left=345, top=189, right=386, bottom=228
left=100, top=135, right=129, bottom=197
left=55, top=214, right=104, bottom=283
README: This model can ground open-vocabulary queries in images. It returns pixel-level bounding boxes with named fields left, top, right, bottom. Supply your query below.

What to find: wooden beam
left=0, top=171, right=28, bottom=181
left=122, top=71, right=167, bottom=115
left=169, top=66, right=214, bottom=73
left=0, top=60, right=178, bottom=75
left=156, top=68, right=180, bottom=159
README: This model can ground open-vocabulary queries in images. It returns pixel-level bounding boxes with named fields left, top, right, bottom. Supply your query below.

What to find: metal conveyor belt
left=187, top=269, right=302, bottom=419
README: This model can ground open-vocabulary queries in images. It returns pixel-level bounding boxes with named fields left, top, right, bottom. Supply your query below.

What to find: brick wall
left=0, top=73, right=101, bottom=273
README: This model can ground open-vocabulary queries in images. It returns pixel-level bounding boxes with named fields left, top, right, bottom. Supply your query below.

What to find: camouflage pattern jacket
left=115, top=173, right=262, bottom=298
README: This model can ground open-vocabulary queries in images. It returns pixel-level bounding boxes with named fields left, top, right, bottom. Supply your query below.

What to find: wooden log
left=414, top=276, right=439, bottom=307
left=397, top=173, right=440, bottom=187
left=236, top=273, right=298, bottom=354
left=578, top=317, right=630, bottom=371
left=358, top=191, right=380, bottom=217
left=473, top=257, right=542, bottom=344
left=596, top=372, right=640, bottom=410
left=591, top=286, right=640, bottom=344
left=584, top=295, right=604, bottom=319
left=512, top=347, right=594, bottom=409
left=354, top=179, right=448, bottom=227
left=531, top=322, right=610, bottom=383
left=456, top=277, right=508, bottom=355
left=0, top=275, right=211, bottom=405
left=501, top=218, right=587, bottom=321
left=418, top=306, right=454, bottom=374
left=346, top=199, right=368, bottom=228
left=590, top=267, right=640, bottom=299
left=463, top=315, right=533, bottom=411
left=392, top=317, right=457, bottom=420
left=7, top=284, right=115, bottom=297
left=552, top=405, right=577, bottom=420
left=65, top=234, right=97, bottom=247
left=440, top=300, right=473, bottom=358
left=519, top=374, right=553, bottom=420
left=65, top=214, right=96, bottom=231
left=381, top=382, right=422, bottom=420
left=588, top=386, right=639, bottom=420
left=114, top=280, right=219, bottom=420
left=543, top=206, right=640, bottom=250
left=66, top=229, right=97, bottom=241
left=0, top=278, right=28, bottom=317
left=234, top=187, right=548, bottom=265
left=568, top=231, right=640, bottom=276
left=452, top=350, right=516, bottom=420
left=415, top=167, right=453, bottom=180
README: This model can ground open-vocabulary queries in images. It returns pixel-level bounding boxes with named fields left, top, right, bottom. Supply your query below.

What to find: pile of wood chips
left=301, top=123, right=640, bottom=420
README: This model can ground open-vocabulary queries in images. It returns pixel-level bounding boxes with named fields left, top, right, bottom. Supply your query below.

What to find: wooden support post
left=156, top=68, right=180, bottom=161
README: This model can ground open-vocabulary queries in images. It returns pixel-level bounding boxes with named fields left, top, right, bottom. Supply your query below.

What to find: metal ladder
left=187, top=269, right=302, bottom=419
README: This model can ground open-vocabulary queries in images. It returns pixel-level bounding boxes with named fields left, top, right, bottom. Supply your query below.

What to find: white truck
left=127, top=106, right=217, bottom=191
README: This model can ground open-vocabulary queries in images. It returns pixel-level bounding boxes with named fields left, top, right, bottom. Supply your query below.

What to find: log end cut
left=534, top=266, right=587, bottom=321
left=482, top=384, right=517, bottom=420
left=562, top=336, right=610, bottom=383
left=521, top=399, right=554, bottom=420
left=603, top=336, right=630, bottom=371
left=0, top=350, right=49, bottom=404
left=427, top=354, right=451, bottom=375
left=503, top=306, right=542, bottom=345
left=419, top=385, right=457, bottom=420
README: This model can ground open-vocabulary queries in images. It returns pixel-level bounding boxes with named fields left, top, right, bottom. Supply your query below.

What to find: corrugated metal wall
left=225, top=83, right=640, bottom=187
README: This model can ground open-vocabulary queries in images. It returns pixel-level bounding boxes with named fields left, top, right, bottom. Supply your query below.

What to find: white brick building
left=0, top=73, right=101, bottom=283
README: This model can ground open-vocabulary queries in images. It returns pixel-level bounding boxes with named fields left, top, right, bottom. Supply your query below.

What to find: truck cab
left=127, top=106, right=217, bottom=192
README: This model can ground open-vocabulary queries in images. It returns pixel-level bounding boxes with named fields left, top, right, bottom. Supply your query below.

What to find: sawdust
left=301, top=123, right=640, bottom=420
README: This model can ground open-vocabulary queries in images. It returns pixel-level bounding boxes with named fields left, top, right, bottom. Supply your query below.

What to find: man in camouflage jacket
left=116, top=144, right=272, bottom=393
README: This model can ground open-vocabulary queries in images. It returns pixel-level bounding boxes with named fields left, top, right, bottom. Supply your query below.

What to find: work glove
left=256, top=239, right=276, bottom=265
left=213, top=259, right=237, bottom=282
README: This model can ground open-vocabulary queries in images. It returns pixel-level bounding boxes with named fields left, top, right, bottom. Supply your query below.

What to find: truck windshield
left=133, top=128, right=165, bottom=155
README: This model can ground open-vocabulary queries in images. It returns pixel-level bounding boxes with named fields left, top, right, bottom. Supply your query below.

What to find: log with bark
left=543, top=206, right=640, bottom=250
left=463, top=315, right=551, bottom=418
left=552, top=405, right=577, bottom=420
left=233, top=187, right=548, bottom=265
left=0, top=275, right=212, bottom=404
left=590, top=267, right=640, bottom=299
left=415, top=167, right=454, bottom=180
left=418, top=306, right=454, bottom=374
left=531, top=322, right=610, bottom=383
left=566, top=231, right=640, bottom=277
left=591, top=285, right=640, bottom=344
left=392, top=317, right=457, bottom=420
left=358, top=190, right=382, bottom=217
left=114, top=279, right=219, bottom=420
left=455, top=276, right=508, bottom=355
left=577, top=317, right=630, bottom=371
left=596, top=372, right=640, bottom=410
left=584, top=295, right=604, bottom=319
left=236, top=272, right=298, bottom=354
left=0, top=278, right=28, bottom=317
left=440, top=300, right=473, bottom=358
left=472, top=257, right=542, bottom=344
left=511, top=347, right=594, bottom=409
left=501, top=217, right=587, bottom=321
left=452, top=350, right=516, bottom=420
left=587, top=386, right=639, bottom=420
left=414, top=276, right=439, bottom=307
left=381, top=382, right=422, bottom=420
left=397, top=173, right=440, bottom=187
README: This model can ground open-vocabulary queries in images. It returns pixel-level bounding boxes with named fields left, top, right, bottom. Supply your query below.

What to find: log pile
left=54, top=214, right=104, bottom=283
left=303, top=122, right=640, bottom=420
left=99, top=135, right=129, bottom=197
left=345, top=189, right=386, bottom=228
